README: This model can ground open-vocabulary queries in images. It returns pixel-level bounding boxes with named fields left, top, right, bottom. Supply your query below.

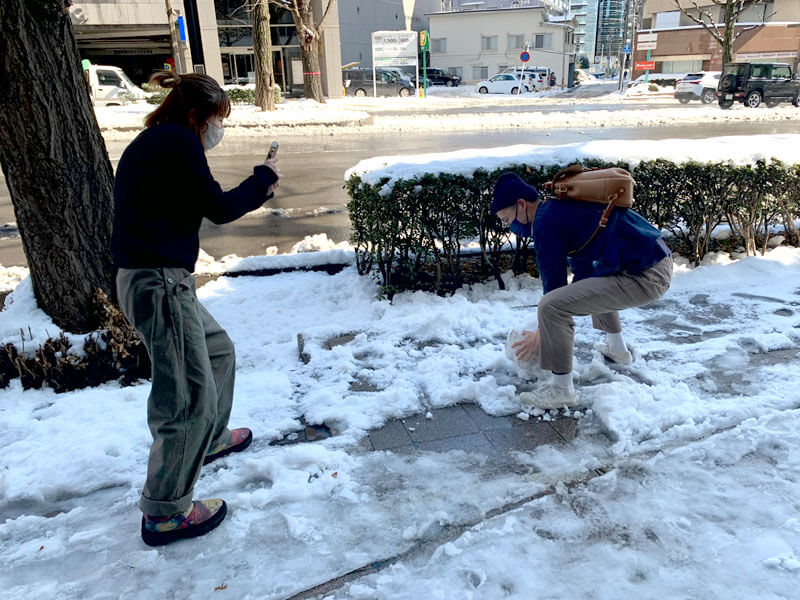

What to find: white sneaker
left=598, top=342, right=633, bottom=365
left=519, top=382, right=578, bottom=411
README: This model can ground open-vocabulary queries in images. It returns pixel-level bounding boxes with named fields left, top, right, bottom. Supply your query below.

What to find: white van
left=84, top=65, right=148, bottom=105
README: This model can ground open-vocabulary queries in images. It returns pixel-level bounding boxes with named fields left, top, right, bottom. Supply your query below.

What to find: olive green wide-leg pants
left=117, top=268, right=235, bottom=517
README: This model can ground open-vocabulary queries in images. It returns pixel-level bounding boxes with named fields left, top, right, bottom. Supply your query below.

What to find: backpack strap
left=568, top=198, right=616, bottom=256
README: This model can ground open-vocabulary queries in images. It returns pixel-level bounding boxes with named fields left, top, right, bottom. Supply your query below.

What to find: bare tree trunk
left=253, top=0, right=276, bottom=111
left=0, top=1, right=115, bottom=333
left=299, top=36, right=325, bottom=103
left=296, top=5, right=325, bottom=103
left=721, top=1, right=736, bottom=64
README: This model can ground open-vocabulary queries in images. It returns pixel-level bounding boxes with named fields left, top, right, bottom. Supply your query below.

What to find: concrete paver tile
left=415, top=432, right=495, bottom=454
left=460, top=403, right=514, bottom=431
left=369, top=419, right=414, bottom=450
left=403, top=406, right=479, bottom=442
left=485, top=421, right=564, bottom=452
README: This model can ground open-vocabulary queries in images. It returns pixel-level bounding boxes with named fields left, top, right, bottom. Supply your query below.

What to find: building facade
left=68, top=0, right=343, bottom=97
left=570, top=0, right=600, bottom=61
left=633, top=0, right=800, bottom=76
left=337, top=0, right=440, bottom=67
left=428, top=3, right=577, bottom=85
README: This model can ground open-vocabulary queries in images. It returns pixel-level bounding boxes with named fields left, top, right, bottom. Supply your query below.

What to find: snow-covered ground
left=1, top=236, right=800, bottom=598
left=2, top=94, right=800, bottom=597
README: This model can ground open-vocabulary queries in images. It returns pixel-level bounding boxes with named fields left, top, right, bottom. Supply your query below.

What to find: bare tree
left=0, top=1, right=116, bottom=333
left=253, top=0, right=276, bottom=110
left=671, top=0, right=770, bottom=65
left=272, top=0, right=337, bottom=103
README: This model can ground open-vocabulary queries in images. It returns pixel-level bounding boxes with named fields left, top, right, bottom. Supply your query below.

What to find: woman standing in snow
left=112, top=71, right=281, bottom=546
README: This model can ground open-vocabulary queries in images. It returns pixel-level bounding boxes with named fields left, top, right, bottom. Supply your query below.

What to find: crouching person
left=491, top=171, right=672, bottom=412
left=112, top=71, right=281, bottom=546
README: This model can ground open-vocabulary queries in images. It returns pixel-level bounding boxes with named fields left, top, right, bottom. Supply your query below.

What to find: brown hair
left=144, top=71, right=231, bottom=139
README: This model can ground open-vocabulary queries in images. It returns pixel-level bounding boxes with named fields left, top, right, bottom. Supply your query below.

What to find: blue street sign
left=520, top=51, right=531, bottom=62
left=622, top=44, right=632, bottom=54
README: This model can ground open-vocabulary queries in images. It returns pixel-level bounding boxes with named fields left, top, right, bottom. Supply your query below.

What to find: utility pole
left=165, top=0, right=183, bottom=73
left=617, top=0, right=631, bottom=92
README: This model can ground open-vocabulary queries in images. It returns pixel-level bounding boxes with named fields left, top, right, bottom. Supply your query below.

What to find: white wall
left=429, top=8, right=575, bottom=83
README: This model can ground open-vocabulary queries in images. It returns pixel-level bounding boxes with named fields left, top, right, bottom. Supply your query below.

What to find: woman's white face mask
left=202, top=117, right=224, bottom=150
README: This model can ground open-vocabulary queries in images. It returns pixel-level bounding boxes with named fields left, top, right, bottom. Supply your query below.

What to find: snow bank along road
left=94, top=92, right=800, bottom=141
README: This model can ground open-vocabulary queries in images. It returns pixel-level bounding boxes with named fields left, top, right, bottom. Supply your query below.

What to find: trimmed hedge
left=146, top=86, right=282, bottom=106
left=346, top=159, right=800, bottom=297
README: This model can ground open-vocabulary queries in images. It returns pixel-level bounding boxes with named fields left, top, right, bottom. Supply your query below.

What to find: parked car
left=376, top=67, right=415, bottom=89
left=674, top=71, right=721, bottom=104
left=83, top=64, right=148, bottom=105
left=504, top=66, right=553, bottom=88
left=343, top=68, right=414, bottom=97
left=476, top=73, right=529, bottom=95
left=716, top=62, right=800, bottom=109
left=406, top=67, right=461, bottom=87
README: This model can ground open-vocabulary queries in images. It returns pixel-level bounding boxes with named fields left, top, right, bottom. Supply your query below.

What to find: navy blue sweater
left=531, top=198, right=670, bottom=295
left=112, top=123, right=278, bottom=272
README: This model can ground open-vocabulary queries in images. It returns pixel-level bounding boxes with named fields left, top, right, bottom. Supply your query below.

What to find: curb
left=99, top=116, right=375, bottom=134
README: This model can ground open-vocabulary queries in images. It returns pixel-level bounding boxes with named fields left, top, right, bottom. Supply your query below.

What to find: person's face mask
left=509, top=218, right=532, bottom=239
left=508, top=204, right=532, bottom=238
left=202, top=120, right=224, bottom=150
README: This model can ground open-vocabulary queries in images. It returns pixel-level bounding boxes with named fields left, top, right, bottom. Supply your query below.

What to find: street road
left=1, top=119, right=798, bottom=267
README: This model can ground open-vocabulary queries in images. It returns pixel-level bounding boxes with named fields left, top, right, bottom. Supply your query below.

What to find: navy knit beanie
left=491, top=172, right=539, bottom=214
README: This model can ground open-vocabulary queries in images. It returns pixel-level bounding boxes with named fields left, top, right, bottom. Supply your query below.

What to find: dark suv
left=404, top=67, right=461, bottom=87
left=716, top=62, right=800, bottom=109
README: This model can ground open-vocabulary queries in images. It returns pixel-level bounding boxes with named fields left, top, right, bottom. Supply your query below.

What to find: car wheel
left=719, top=73, right=736, bottom=92
left=511, top=86, right=519, bottom=95
left=718, top=98, right=734, bottom=109
left=398, top=87, right=410, bottom=97
left=355, top=88, right=367, bottom=97
left=478, top=86, right=488, bottom=94
left=446, top=80, right=454, bottom=87
left=793, top=93, right=799, bottom=107
left=744, top=90, right=761, bottom=108
left=677, top=97, right=691, bottom=104
left=701, top=88, right=716, bottom=104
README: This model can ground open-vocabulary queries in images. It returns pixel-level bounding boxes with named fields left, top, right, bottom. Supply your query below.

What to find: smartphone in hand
left=267, top=141, right=280, bottom=159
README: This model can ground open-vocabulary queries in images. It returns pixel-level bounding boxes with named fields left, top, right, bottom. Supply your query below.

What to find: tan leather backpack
left=543, top=164, right=634, bottom=255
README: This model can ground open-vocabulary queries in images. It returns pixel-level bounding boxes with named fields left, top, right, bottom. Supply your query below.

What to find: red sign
left=520, top=51, right=530, bottom=62
left=635, top=60, right=655, bottom=71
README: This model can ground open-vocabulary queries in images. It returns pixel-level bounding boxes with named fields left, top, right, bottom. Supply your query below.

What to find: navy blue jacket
left=531, top=198, right=670, bottom=295
left=112, top=123, right=278, bottom=272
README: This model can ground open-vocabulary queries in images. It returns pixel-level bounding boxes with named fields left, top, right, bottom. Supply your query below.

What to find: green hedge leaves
left=346, top=159, right=800, bottom=297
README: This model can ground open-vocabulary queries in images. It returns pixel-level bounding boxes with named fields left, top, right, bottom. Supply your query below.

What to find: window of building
left=655, top=11, right=680, bottom=29
left=534, top=34, right=552, bottom=49
left=473, top=65, right=489, bottom=80
left=507, top=34, right=524, bottom=50
left=431, top=38, right=446, bottom=53
left=447, top=66, right=463, bottom=79
left=481, top=36, right=498, bottom=51
left=661, top=59, right=703, bottom=73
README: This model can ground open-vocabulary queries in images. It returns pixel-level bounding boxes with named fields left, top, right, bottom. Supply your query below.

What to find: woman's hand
left=512, top=329, right=540, bottom=362
left=263, top=157, right=282, bottom=192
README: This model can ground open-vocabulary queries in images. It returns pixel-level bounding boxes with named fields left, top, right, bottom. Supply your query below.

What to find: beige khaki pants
left=537, top=256, right=673, bottom=373
left=117, top=267, right=235, bottom=516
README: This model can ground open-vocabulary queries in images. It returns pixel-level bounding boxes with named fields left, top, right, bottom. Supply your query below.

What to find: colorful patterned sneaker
left=598, top=343, right=634, bottom=365
left=141, top=498, right=227, bottom=547
left=519, top=382, right=578, bottom=412
left=203, top=428, right=253, bottom=465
